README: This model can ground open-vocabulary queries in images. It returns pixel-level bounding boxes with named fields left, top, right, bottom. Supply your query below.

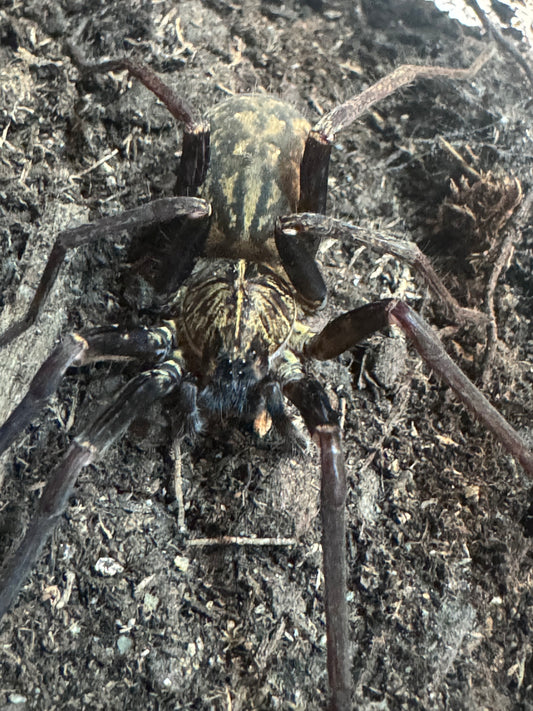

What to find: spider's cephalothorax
left=175, top=256, right=297, bottom=422
left=0, top=48, right=531, bottom=711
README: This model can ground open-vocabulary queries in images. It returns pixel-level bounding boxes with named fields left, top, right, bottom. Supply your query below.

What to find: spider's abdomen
left=203, top=95, right=310, bottom=259
left=177, top=258, right=296, bottom=380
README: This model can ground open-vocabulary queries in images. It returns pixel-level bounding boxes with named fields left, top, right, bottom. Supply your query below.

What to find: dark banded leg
left=284, top=377, right=351, bottom=711
left=65, top=45, right=210, bottom=195
left=0, top=325, right=175, bottom=455
left=0, top=197, right=209, bottom=348
left=306, top=299, right=533, bottom=477
left=0, top=359, right=182, bottom=620
left=274, top=218, right=327, bottom=308
left=278, top=213, right=486, bottom=326
left=298, top=53, right=488, bottom=214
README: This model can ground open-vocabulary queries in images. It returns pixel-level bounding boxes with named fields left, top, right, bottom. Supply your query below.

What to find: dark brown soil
left=0, top=1, right=532, bottom=709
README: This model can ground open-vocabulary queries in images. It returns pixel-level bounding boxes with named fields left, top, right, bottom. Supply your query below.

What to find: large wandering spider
left=0, top=41, right=531, bottom=710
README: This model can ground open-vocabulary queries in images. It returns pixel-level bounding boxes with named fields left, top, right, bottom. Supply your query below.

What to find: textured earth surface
left=0, top=1, right=532, bottom=709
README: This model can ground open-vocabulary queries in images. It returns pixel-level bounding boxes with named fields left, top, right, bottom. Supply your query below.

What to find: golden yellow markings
left=233, top=259, right=247, bottom=348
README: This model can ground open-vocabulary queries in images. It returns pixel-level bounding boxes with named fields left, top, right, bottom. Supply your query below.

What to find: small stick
left=186, top=536, right=298, bottom=547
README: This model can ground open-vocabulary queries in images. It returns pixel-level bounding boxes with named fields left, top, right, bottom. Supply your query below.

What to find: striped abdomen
left=203, top=94, right=310, bottom=261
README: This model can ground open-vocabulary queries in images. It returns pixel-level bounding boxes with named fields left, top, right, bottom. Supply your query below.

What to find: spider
left=0, top=44, right=532, bottom=711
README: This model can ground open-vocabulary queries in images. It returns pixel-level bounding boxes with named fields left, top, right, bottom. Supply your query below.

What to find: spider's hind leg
left=277, top=55, right=489, bottom=319
left=297, top=54, right=488, bottom=215
left=278, top=212, right=487, bottom=327
left=65, top=45, right=210, bottom=196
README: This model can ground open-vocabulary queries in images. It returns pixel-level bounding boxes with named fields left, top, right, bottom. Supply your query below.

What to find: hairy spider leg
left=298, top=52, right=489, bottom=214
left=288, top=296, right=533, bottom=711
left=0, top=48, right=502, bottom=711
left=284, top=376, right=350, bottom=711
left=278, top=53, right=490, bottom=324
left=0, top=357, right=182, bottom=619
left=65, top=47, right=211, bottom=196
left=306, top=299, right=533, bottom=478
left=0, top=325, right=176, bottom=456
left=278, top=213, right=488, bottom=326
left=0, top=198, right=210, bottom=349
left=0, top=46, right=220, bottom=351
left=273, top=54, right=490, bottom=709
left=274, top=220, right=328, bottom=308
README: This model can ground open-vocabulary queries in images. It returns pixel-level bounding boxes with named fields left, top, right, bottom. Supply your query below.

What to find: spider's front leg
left=0, top=322, right=183, bottom=616
left=0, top=324, right=177, bottom=455
left=283, top=377, right=351, bottom=711
left=307, top=300, right=533, bottom=477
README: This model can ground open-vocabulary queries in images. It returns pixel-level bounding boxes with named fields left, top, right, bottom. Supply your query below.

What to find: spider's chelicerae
left=0, top=44, right=532, bottom=711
